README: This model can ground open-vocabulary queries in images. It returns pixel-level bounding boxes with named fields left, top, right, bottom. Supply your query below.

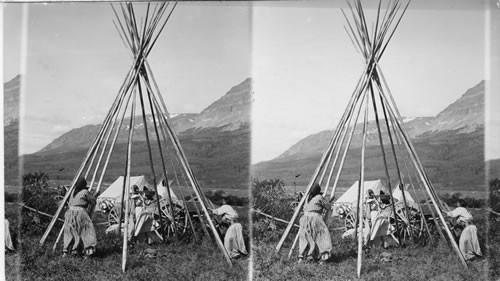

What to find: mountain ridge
left=253, top=81, right=487, bottom=190
left=272, top=81, right=484, bottom=162
left=38, top=78, right=252, bottom=154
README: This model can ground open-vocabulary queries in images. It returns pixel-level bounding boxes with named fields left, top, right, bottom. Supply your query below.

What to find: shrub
left=440, top=192, right=485, bottom=209
left=22, top=171, right=50, bottom=189
left=204, top=190, right=249, bottom=206
left=21, top=174, right=60, bottom=237
left=252, top=178, right=296, bottom=242
left=489, top=178, right=500, bottom=213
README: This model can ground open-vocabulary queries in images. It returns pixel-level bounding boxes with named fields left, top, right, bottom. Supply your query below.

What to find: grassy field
left=5, top=200, right=250, bottom=281
left=253, top=209, right=496, bottom=281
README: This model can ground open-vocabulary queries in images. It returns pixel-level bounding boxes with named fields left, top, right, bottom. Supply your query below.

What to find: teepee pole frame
left=278, top=0, right=467, bottom=275
left=113, top=2, right=181, bottom=239
left=42, top=2, right=231, bottom=271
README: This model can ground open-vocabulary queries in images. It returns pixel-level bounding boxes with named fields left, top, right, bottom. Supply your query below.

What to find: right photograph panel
left=251, top=1, right=495, bottom=280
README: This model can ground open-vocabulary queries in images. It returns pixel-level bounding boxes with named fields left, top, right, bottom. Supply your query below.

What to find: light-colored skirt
left=63, top=206, right=97, bottom=255
left=5, top=219, right=14, bottom=251
left=134, top=211, right=157, bottom=236
left=370, top=215, right=394, bottom=241
left=224, top=223, right=248, bottom=258
left=298, top=212, right=332, bottom=259
left=460, top=225, right=482, bottom=260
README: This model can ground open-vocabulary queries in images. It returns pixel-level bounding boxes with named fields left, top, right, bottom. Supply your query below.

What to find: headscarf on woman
left=307, top=183, right=322, bottom=203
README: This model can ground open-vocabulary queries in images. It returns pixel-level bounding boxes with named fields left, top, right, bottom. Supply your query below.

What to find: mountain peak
left=430, top=80, right=484, bottom=134
left=226, top=78, right=252, bottom=96
left=462, top=80, right=485, bottom=97
left=196, top=78, right=251, bottom=130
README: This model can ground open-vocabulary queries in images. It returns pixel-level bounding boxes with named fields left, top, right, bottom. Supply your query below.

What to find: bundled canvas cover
left=156, top=179, right=182, bottom=205
left=335, top=179, right=389, bottom=205
left=97, top=175, right=149, bottom=205
left=392, top=184, right=415, bottom=203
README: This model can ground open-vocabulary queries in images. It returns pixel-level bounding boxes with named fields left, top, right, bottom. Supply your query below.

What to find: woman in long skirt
left=63, top=177, right=97, bottom=257
left=298, top=183, right=334, bottom=263
left=446, top=199, right=482, bottom=260
left=212, top=198, right=248, bottom=259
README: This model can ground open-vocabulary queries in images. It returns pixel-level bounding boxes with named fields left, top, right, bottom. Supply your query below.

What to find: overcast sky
left=3, top=1, right=499, bottom=163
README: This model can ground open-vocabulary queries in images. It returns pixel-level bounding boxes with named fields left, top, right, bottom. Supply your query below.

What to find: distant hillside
left=273, top=81, right=484, bottom=162
left=253, top=81, right=486, bottom=191
left=38, top=78, right=252, bottom=154
left=23, top=125, right=250, bottom=189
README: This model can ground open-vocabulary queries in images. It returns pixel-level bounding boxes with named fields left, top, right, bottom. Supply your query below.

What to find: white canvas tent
left=335, top=180, right=389, bottom=205
left=97, top=176, right=182, bottom=207
left=97, top=176, right=149, bottom=206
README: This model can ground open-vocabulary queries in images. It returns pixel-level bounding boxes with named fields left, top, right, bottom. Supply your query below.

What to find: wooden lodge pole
left=327, top=88, right=367, bottom=200
left=121, top=88, right=137, bottom=273
left=288, top=231, right=300, bottom=259
left=368, top=82, right=401, bottom=241
left=357, top=88, right=370, bottom=278
left=322, top=93, right=360, bottom=194
left=141, top=72, right=177, bottom=238
left=136, top=76, right=169, bottom=239
left=88, top=96, right=125, bottom=191
left=95, top=89, right=134, bottom=194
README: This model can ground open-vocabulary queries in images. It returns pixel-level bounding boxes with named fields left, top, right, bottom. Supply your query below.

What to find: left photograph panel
left=3, top=2, right=251, bottom=280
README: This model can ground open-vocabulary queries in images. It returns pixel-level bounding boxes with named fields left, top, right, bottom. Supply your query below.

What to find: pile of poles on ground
left=275, top=0, right=467, bottom=278
left=39, top=2, right=232, bottom=272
